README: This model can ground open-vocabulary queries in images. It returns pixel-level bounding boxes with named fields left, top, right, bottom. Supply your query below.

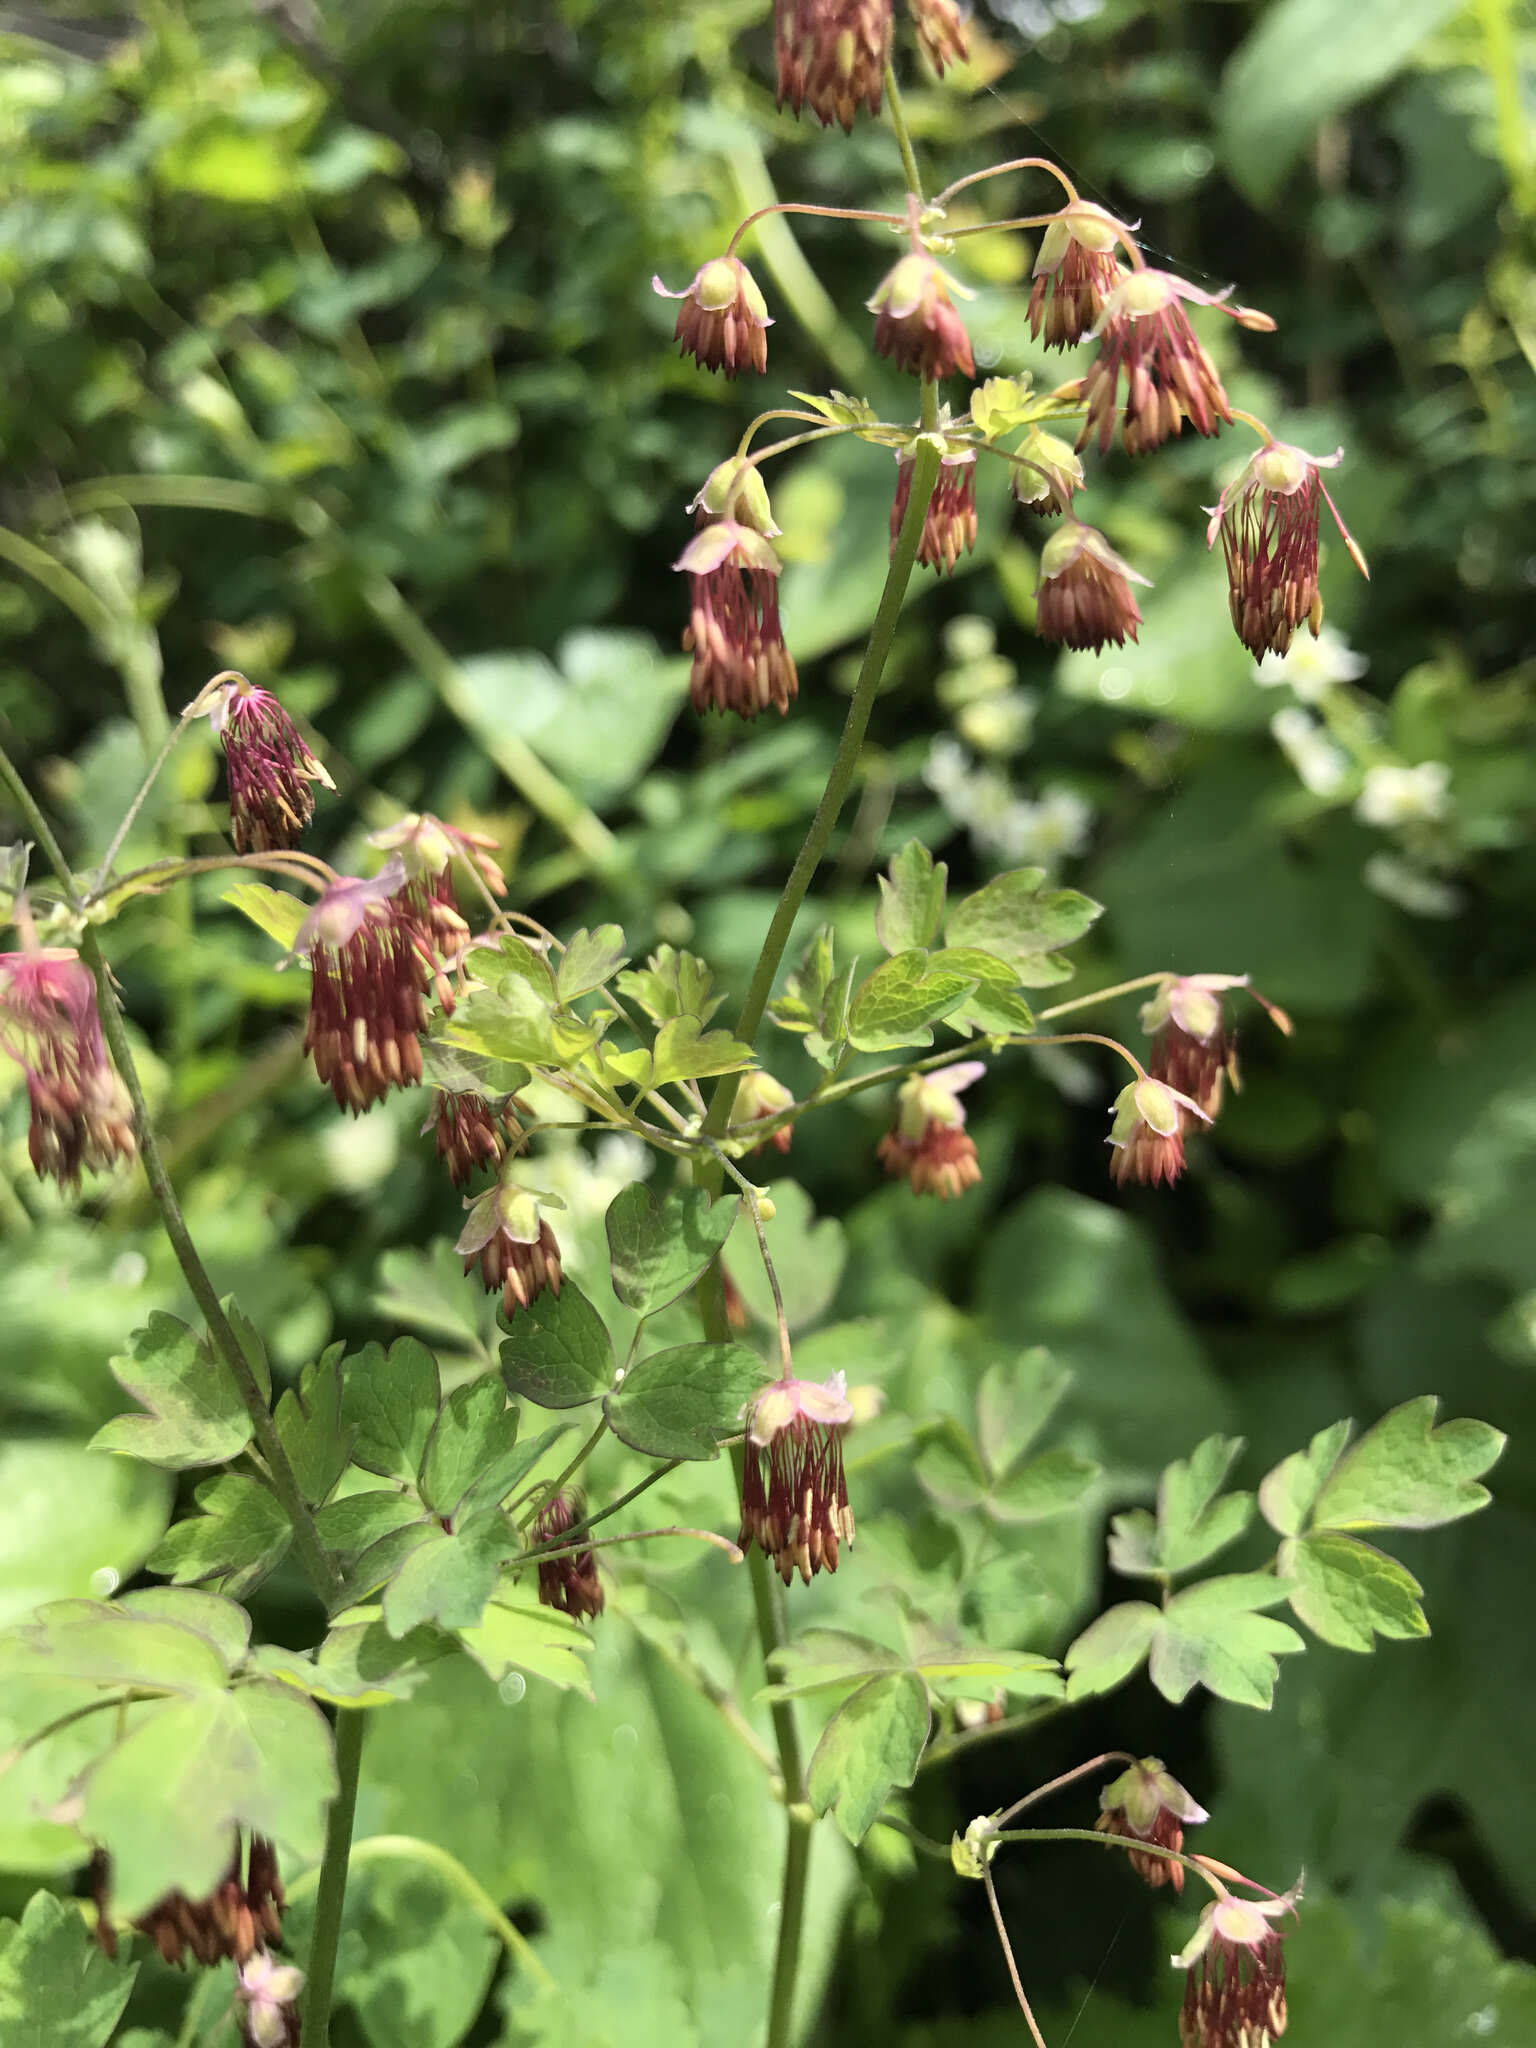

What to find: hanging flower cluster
left=206, top=675, right=334, bottom=855
left=738, top=1370, right=856, bottom=1583
left=877, top=1061, right=984, bottom=1197
left=1096, top=1757, right=1208, bottom=1892
left=0, top=944, right=135, bottom=1188
left=91, top=1837, right=288, bottom=1973
left=532, top=1487, right=605, bottom=1621
left=456, top=1163, right=564, bottom=1316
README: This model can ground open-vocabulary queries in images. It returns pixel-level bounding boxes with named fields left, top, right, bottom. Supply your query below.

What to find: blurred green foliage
left=1, top=0, right=1534, bottom=2043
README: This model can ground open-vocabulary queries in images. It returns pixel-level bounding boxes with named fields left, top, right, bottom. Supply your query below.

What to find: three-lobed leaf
left=500, top=1281, right=614, bottom=1408
left=1277, top=1530, right=1428, bottom=1651
left=605, top=1185, right=739, bottom=1314
left=604, top=1342, right=767, bottom=1461
left=806, top=1671, right=930, bottom=1844
left=846, top=950, right=977, bottom=1052
left=0, top=1889, right=137, bottom=2048
left=146, top=1474, right=292, bottom=1599
left=1310, top=1397, right=1505, bottom=1532
left=93, top=1312, right=257, bottom=1471
left=944, top=867, right=1102, bottom=983
left=875, top=841, right=947, bottom=955
left=340, top=1338, right=442, bottom=1483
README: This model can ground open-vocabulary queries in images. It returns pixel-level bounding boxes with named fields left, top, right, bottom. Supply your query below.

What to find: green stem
left=883, top=64, right=924, bottom=202
left=300, top=1711, right=367, bottom=2046
left=1475, top=0, right=1536, bottom=213
left=522, top=1412, right=610, bottom=1528
left=286, top=1831, right=556, bottom=1993
left=0, top=741, right=344, bottom=1612
left=701, top=431, right=942, bottom=1142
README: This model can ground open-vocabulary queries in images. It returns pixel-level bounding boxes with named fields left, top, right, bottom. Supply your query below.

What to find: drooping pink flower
left=1106, top=1074, right=1211, bottom=1188
left=91, top=1837, right=285, bottom=1969
left=1027, top=201, right=1134, bottom=349
left=775, top=0, right=893, bottom=130
left=1035, top=521, right=1151, bottom=651
left=424, top=1088, right=508, bottom=1186
left=206, top=676, right=334, bottom=855
left=1205, top=441, right=1370, bottom=659
left=676, top=520, right=799, bottom=719
left=729, top=1069, right=796, bottom=1155
left=868, top=251, right=976, bottom=382
left=0, top=946, right=135, bottom=1188
left=1096, top=1757, right=1208, bottom=1892
left=1079, top=270, right=1274, bottom=456
left=236, top=1950, right=303, bottom=2048
left=1173, top=1879, right=1301, bottom=2048
left=909, top=0, right=969, bottom=74
left=457, top=1174, right=563, bottom=1315
left=367, top=811, right=505, bottom=962
left=877, top=1061, right=984, bottom=1198
left=653, top=257, right=771, bottom=376
left=532, top=1488, right=604, bottom=1621
left=891, top=449, right=978, bottom=574
left=292, top=857, right=438, bottom=1113
left=1140, top=974, right=1292, bottom=1122
left=739, top=1371, right=856, bottom=1583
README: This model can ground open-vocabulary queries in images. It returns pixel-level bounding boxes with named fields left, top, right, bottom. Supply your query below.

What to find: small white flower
left=1363, top=854, right=1463, bottom=918
left=1355, top=760, right=1451, bottom=828
left=994, top=787, right=1094, bottom=866
left=1270, top=707, right=1349, bottom=797
left=1253, top=625, right=1367, bottom=703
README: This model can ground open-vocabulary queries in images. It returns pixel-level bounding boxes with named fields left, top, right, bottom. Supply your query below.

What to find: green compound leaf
left=988, top=1447, right=1100, bottom=1523
left=1257, top=1419, right=1354, bottom=1537
left=875, top=840, right=948, bottom=956
left=81, top=1681, right=337, bottom=1918
left=605, top=1184, right=740, bottom=1315
left=615, top=945, right=722, bottom=1026
left=381, top=1523, right=509, bottom=1639
left=807, top=1671, right=930, bottom=1844
left=944, top=868, right=1103, bottom=984
left=604, top=1342, right=767, bottom=1461
left=418, top=1376, right=520, bottom=1519
left=1148, top=1573, right=1305, bottom=1708
left=1310, top=1397, right=1505, bottom=1532
left=0, top=1596, right=236, bottom=1695
left=459, top=1589, right=595, bottom=1698
left=1278, top=1531, right=1429, bottom=1652
left=439, top=978, right=560, bottom=1066
left=312, top=1489, right=428, bottom=1559
left=556, top=924, right=629, bottom=1000
left=221, top=880, right=307, bottom=953
left=340, top=1338, right=442, bottom=1483
left=0, top=1889, right=136, bottom=2048
left=499, top=1281, right=614, bottom=1409
left=92, top=1312, right=254, bottom=1471
left=927, top=948, right=1036, bottom=1036
left=845, top=949, right=977, bottom=1053
left=146, top=1475, right=292, bottom=1599
left=604, top=1015, right=756, bottom=1091
left=252, top=1617, right=448, bottom=1708
left=1108, top=1434, right=1254, bottom=1580
left=1064, top=1601, right=1162, bottom=1701
left=273, top=1350, right=353, bottom=1508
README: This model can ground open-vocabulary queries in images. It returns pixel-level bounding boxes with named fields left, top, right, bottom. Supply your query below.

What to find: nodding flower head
left=877, top=1061, right=985, bottom=1198
left=0, top=946, right=135, bottom=1189
left=236, top=1951, right=304, bottom=2048
left=1096, top=1757, right=1208, bottom=1892
left=1206, top=441, right=1369, bottom=660
left=1173, top=1879, right=1301, bottom=2048
left=367, top=811, right=505, bottom=962
left=1035, top=521, right=1151, bottom=652
left=690, top=457, right=780, bottom=538
left=653, top=256, right=771, bottom=377
left=739, top=1370, right=856, bottom=1584
left=91, top=1836, right=286, bottom=1970
left=424, top=1088, right=509, bottom=1187
left=456, top=1171, right=563, bottom=1316
left=729, top=1068, right=796, bottom=1155
left=292, top=857, right=439, bottom=1114
left=206, top=675, right=334, bottom=855
left=775, top=0, right=893, bottom=131
left=532, top=1487, right=604, bottom=1622
left=675, top=519, right=798, bottom=721
left=1009, top=427, right=1084, bottom=516
left=1106, top=1072, right=1211, bottom=1188
left=909, top=0, right=969, bottom=74
left=1027, top=201, right=1133, bottom=348
left=891, top=448, right=979, bottom=575
left=1141, top=974, right=1291, bottom=1121
left=1079, top=270, right=1272, bottom=457
left=868, top=250, right=976, bottom=382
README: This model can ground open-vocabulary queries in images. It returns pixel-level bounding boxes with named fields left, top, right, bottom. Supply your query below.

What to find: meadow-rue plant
left=0, top=14, right=1509, bottom=2048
